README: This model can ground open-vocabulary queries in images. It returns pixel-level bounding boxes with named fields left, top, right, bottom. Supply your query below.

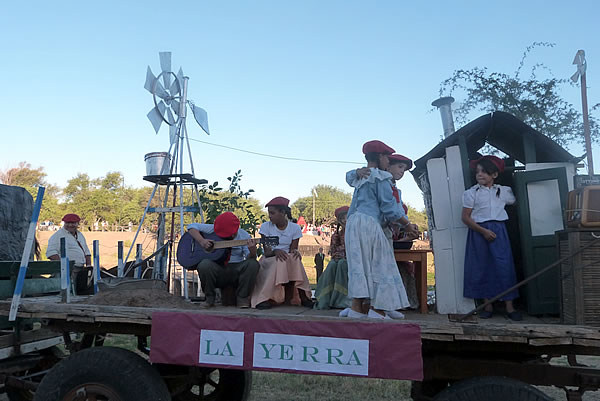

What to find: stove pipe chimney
left=432, top=96, right=456, bottom=138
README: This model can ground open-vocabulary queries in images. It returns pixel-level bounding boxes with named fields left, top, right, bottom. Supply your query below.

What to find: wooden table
left=394, top=249, right=431, bottom=314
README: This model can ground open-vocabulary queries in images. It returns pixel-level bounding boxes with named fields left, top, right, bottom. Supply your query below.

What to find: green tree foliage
left=196, top=170, right=265, bottom=235
left=439, top=42, right=599, bottom=148
left=406, top=204, right=428, bottom=230
left=0, top=162, right=60, bottom=222
left=291, top=185, right=352, bottom=225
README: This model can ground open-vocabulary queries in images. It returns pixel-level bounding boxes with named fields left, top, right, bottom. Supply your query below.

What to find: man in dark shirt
left=314, top=247, right=325, bottom=283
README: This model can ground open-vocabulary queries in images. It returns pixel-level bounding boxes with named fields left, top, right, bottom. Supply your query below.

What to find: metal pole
left=580, top=71, right=594, bottom=176
left=312, top=193, right=316, bottom=226
left=180, top=77, right=189, bottom=300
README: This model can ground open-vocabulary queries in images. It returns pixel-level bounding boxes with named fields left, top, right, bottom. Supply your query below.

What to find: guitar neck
left=212, top=238, right=259, bottom=249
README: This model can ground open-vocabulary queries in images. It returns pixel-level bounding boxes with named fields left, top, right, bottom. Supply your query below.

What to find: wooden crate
left=558, top=230, right=600, bottom=326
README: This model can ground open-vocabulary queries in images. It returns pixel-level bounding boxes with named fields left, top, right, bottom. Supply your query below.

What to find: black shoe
left=204, top=295, right=215, bottom=308
left=506, top=311, right=522, bottom=321
left=478, top=310, right=493, bottom=319
left=301, top=299, right=314, bottom=308
left=256, top=301, right=272, bottom=310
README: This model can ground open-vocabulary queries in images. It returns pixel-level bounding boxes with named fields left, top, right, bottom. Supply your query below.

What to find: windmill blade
left=176, top=67, right=185, bottom=94
left=177, top=67, right=184, bottom=83
left=159, top=52, right=171, bottom=73
left=192, top=105, right=210, bottom=135
left=171, top=99, right=181, bottom=116
left=169, top=75, right=180, bottom=96
left=144, top=66, right=157, bottom=94
left=154, top=80, right=169, bottom=100
left=166, top=107, right=175, bottom=126
left=159, top=52, right=172, bottom=88
left=147, top=106, right=163, bottom=134
left=168, top=111, right=178, bottom=145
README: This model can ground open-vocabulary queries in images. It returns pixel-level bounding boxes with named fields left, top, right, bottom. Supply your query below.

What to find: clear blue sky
left=2, top=1, right=599, bottom=211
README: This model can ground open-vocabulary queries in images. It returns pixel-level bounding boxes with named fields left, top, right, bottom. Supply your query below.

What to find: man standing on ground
left=314, top=247, right=325, bottom=283
left=187, top=212, right=259, bottom=308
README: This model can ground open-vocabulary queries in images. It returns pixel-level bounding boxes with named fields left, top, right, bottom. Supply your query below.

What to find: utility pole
left=572, top=50, right=594, bottom=176
left=312, top=188, right=318, bottom=226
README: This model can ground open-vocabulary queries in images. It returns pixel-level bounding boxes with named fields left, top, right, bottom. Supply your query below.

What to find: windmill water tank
left=144, top=152, right=171, bottom=176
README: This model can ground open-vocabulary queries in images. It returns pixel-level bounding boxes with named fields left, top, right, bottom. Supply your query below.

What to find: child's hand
left=356, top=167, right=371, bottom=179
left=274, top=249, right=288, bottom=261
left=483, top=229, right=497, bottom=242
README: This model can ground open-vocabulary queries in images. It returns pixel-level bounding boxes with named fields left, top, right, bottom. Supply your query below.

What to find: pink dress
left=250, top=221, right=311, bottom=307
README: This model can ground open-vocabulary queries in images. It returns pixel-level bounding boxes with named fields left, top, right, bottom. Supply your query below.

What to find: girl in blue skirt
left=462, top=156, right=522, bottom=321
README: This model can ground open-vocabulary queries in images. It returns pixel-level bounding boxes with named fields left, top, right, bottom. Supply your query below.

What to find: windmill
left=124, top=52, right=209, bottom=299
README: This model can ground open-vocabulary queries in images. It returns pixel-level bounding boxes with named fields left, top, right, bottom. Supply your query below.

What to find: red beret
left=469, top=155, right=505, bottom=173
left=334, top=206, right=349, bottom=218
left=362, top=140, right=395, bottom=155
left=265, top=196, right=290, bottom=208
left=214, top=212, right=240, bottom=238
left=388, top=154, right=413, bottom=170
left=62, top=214, right=80, bottom=223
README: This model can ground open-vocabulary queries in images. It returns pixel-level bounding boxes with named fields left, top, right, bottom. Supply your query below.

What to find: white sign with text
left=199, top=330, right=244, bottom=366
left=253, top=333, right=369, bottom=376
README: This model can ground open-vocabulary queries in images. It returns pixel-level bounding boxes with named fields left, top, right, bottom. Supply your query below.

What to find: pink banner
left=150, top=312, right=423, bottom=380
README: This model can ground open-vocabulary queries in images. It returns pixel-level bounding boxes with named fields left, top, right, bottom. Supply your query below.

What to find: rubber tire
left=166, top=367, right=251, bottom=401
left=432, top=376, right=553, bottom=401
left=32, top=347, right=171, bottom=401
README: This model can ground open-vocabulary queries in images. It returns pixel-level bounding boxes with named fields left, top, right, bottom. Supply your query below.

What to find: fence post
left=117, top=241, right=124, bottom=277
left=9, top=187, right=45, bottom=321
left=135, top=244, right=142, bottom=279
left=93, top=240, right=100, bottom=293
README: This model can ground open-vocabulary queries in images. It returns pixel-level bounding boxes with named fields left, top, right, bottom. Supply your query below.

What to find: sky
left=2, top=1, right=599, bottom=212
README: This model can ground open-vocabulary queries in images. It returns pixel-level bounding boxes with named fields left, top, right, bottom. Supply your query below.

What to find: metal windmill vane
left=144, top=51, right=210, bottom=145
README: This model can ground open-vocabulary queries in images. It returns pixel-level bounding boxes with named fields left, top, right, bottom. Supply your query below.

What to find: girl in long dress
left=314, top=206, right=350, bottom=310
left=344, top=140, right=418, bottom=319
left=250, top=196, right=313, bottom=309
left=462, top=156, right=521, bottom=321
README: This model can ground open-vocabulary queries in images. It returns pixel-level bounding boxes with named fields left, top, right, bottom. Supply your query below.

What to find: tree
left=0, top=162, right=61, bottom=222
left=291, top=185, right=352, bottom=225
left=406, top=204, right=427, bottom=230
left=439, top=42, right=599, bottom=149
left=195, top=170, right=265, bottom=235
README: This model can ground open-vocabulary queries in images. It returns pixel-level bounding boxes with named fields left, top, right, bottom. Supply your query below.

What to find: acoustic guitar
left=176, top=231, right=279, bottom=269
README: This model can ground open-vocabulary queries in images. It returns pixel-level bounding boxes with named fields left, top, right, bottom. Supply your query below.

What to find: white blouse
left=259, top=221, right=302, bottom=251
left=462, top=184, right=516, bottom=223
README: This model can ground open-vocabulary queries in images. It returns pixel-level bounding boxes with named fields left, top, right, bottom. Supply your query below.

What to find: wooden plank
left=454, top=334, right=528, bottom=343
left=426, top=158, right=455, bottom=315
left=573, top=338, right=600, bottom=347
left=529, top=337, right=573, bottom=346
left=422, top=333, right=454, bottom=342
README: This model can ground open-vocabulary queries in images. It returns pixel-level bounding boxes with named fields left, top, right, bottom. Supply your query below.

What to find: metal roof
left=412, top=111, right=577, bottom=176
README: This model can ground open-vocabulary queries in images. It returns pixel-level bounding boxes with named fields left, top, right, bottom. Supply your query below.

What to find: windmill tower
left=124, top=52, right=209, bottom=298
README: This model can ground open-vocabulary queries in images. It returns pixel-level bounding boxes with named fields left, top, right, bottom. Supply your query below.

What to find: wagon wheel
left=32, top=347, right=170, bottom=401
left=6, top=346, right=65, bottom=401
left=164, top=366, right=251, bottom=401
left=432, top=376, right=553, bottom=401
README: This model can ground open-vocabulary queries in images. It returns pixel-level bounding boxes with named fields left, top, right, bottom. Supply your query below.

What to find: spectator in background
left=314, top=247, right=325, bottom=283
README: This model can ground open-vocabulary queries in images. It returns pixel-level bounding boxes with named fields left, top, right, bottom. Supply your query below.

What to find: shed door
left=513, top=167, right=569, bottom=315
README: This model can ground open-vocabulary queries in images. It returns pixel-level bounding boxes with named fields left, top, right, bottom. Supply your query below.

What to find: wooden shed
left=411, top=111, right=580, bottom=315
